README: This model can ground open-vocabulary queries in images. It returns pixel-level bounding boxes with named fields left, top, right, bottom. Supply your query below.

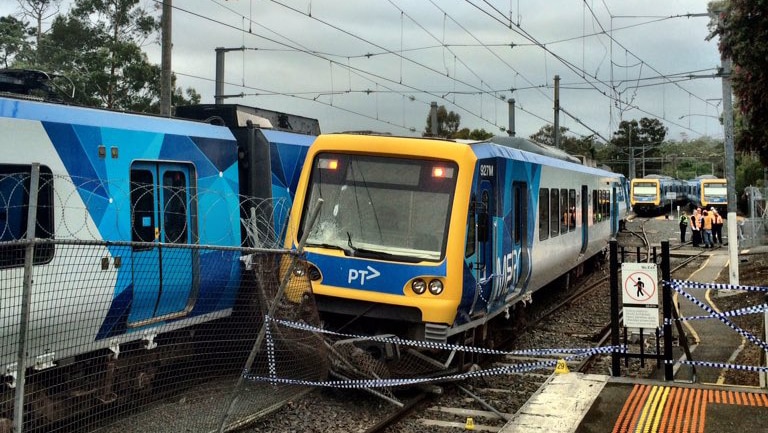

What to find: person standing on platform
left=679, top=212, right=689, bottom=243
left=691, top=208, right=701, bottom=247
left=702, top=209, right=714, bottom=248
left=712, top=208, right=724, bottom=245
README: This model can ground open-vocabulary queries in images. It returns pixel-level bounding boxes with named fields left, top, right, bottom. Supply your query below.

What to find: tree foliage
left=424, top=105, right=461, bottom=138
left=0, top=15, right=33, bottom=67
left=528, top=124, right=596, bottom=159
left=710, top=0, right=768, bottom=164
left=422, top=105, right=494, bottom=140
left=2, top=0, right=199, bottom=111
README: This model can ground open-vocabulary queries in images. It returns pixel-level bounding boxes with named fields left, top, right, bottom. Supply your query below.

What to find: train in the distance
left=283, top=134, right=629, bottom=364
left=686, top=174, right=727, bottom=214
left=0, top=69, right=319, bottom=429
left=629, top=174, right=687, bottom=216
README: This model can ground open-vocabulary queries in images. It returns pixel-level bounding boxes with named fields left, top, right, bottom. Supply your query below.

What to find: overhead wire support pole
left=215, top=47, right=247, bottom=105
left=553, top=75, right=560, bottom=148
left=721, top=58, right=739, bottom=285
left=160, top=0, right=172, bottom=116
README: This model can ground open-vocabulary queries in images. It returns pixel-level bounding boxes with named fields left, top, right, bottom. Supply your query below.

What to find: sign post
left=621, top=262, right=659, bottom=329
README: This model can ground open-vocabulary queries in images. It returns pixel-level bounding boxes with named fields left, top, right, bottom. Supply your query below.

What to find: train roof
left=175, top=104, right=320, bottom=136
left=472, top=139, right=621, bottom=179
left=0, top=93, right=234, bottom=141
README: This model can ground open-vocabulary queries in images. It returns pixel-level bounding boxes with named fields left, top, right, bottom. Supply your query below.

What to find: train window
left=550, top=189, right=559, bottom=238
left=162, top=170, right=188, bottom=244
left=131, top=169, right=156, bottom=246
left=466, top=197, right=476, bottom=257
left=538, top=188, right=549, bottom=241
left=0, top=164, right=55, bottom=268
left=560, top=188, right=568, bottom=234
left=568, top=189, right=576, bottom=231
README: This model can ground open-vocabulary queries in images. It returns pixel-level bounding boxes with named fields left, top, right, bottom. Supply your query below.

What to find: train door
left=610, top=185, right=619, bottom=235
left=471, top=180, right=495, bottom=315
left=509, top=182, right=529, bottom=295
left=129, top=162, right=197, bottom=325
left=580, top=185, right=589, bottom=254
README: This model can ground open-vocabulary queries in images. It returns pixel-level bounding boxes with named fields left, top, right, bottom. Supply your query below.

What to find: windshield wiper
left=307, top=241, right=352, bottom=255
left=346, top=231, right=422, bottom=262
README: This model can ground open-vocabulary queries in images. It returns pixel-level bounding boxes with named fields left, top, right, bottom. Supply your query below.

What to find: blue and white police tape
left=681, top=303, right=768, bottom=322
left=674, top=360, right=768, bottom=373
left=266, top=315, right=626, bottom=358
left=265, top=317, right=278, bottom=386
left=668, top=279, right=768, bottom=293
left=244, top=345, right=621, bottom=389
left=669, top=282, right=768, bottom=352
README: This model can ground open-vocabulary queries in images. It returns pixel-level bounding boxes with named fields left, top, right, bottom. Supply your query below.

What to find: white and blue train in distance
left=630, top=174, right=687, bottom=216
left=0, top=69, right=317, bottom=426
left=283, top=134, right=628, bottom=350
left=686, top=174, right=727, bottom=215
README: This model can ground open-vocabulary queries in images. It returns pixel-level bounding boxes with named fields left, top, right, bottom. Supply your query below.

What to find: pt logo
left=348, top=266, right=381, bottom=285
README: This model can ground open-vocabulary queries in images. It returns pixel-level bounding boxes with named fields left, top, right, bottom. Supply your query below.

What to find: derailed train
left=283, top=134, right=629, bottom=354
left=0, top=70, right=318, bottom=428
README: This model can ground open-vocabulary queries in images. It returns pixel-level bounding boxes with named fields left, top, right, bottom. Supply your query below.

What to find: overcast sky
left=2, top=0, right=725, bottom=142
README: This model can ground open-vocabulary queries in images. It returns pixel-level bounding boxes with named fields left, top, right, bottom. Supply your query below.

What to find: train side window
left=560, top=188, right=568, bottom=234
left=592, top=190, right=598, bottom=222
left=131, top=169, right=156, bottom=246
left=568, top=189, right=576, bottom=231
left=0, top=164, right=55, bottom=268
left=465, top=197, right=476, bottom=257
left=538, top=188, right=549, bottom=240
left=550, top=188, right=559, bottom=238
left=162, top=170, right=188, bottom=244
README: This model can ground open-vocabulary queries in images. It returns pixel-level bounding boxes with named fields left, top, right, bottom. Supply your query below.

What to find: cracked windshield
left=303, top=153, right=457, bottom=261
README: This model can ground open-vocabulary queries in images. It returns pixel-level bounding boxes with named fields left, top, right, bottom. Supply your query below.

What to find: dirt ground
left=713, top=252, right=768, bottom=386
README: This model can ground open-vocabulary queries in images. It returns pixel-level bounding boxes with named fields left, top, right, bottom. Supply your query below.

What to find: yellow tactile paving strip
left=611, top=384, right=768, bottom=433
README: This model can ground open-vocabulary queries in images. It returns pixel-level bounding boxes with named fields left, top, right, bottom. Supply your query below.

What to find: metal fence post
left=15, top=163, right=40, bottom=432
left=661, top=240, right=673, bottom=380
left=610, top=239, right=621, bottom=376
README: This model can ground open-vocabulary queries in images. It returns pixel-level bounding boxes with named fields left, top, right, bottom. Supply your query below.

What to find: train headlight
left=428, top=279, right=444, bottom=295
left=411, top=279, right=426, bottom=295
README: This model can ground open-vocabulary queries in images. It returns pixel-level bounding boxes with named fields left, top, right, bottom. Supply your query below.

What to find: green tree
left=453, top=127, right=494, bottom=140
left=7, top=0, right=198, bottom=111
left=0, top=15, right=33, bottom=67
left=423, top=105, right=461, bottom=138
left=529, top=124, right=596, bottom=158
left=604, top=118, right=668, bottom=177
left=710, top=0, right=768, bottom=164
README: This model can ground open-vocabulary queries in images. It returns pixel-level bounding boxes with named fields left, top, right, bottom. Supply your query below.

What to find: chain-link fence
left=741, top=186, right=768, bottom=248
left=0, top=170, right=327, bottom=432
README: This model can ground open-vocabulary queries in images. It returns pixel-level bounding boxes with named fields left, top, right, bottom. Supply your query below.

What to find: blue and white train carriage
left=284, top=134, right=627, bottom=345
left=0, top=86, right=316, bottom=426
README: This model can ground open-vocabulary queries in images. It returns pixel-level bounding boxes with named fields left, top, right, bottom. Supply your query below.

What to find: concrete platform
left=500, top=374, right=768, bottom=433
left=499, top=218, right=768, bottom=432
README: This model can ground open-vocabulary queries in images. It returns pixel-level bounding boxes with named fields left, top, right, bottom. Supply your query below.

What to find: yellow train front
left=630, top=175, right=686, bottom=216
left=687, top=175, right=727, bottom=215
left=284, top=134, right=624, bottom=344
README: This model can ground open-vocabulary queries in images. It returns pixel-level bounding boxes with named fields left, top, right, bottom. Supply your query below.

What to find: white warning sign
left=621, top=262, right=660, bottom=329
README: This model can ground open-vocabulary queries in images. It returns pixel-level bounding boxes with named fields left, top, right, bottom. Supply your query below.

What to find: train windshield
left=703, top=183, right=727, bottom=199
left=632, top=182, right=657, bottom=197
left=300, top=153, right=458, bottom=262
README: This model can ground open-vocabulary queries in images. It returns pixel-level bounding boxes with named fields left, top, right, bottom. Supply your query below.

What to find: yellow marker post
left=464, top=417, right=475, bottom=430
left=554, top=359, right=570, bottom=374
